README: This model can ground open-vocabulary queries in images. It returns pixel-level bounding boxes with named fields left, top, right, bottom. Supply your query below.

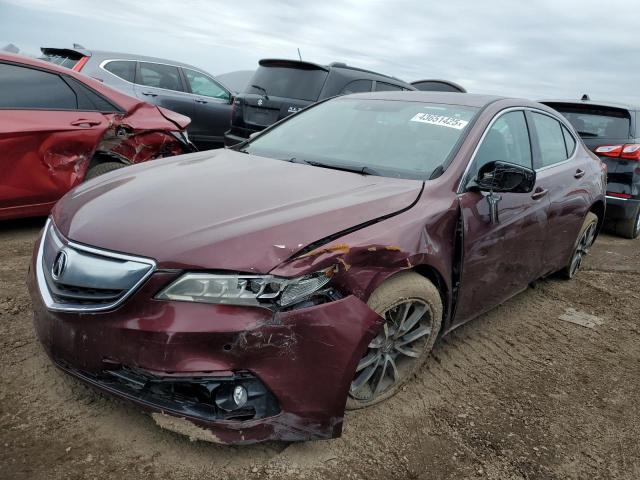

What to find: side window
left=138, top=62, right=184, bottom=92
left=531, top=113, right=568, bottom=167
left=65, top=77, right=118, bottom=112
left=341, top=79, right=373, bottom=94
left=469, top=111, right=532, bottom=181
left=374, top=81, right=403, bottom=92
left=103, top=60, right=136, bottom=83
left=0, top=63, right=77, bottom=110
left=562, top=125, right=576, bottom=157
left=183, top=69, right=230, bottom=100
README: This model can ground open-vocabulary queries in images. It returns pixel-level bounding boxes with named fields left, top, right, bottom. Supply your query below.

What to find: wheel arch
left=408, top=264, right=451, bottom=332
left=589, top=199, right=605, bottom=235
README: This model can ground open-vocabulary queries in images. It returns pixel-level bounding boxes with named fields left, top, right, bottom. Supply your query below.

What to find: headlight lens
left=155, top=270, right=332, bottom=307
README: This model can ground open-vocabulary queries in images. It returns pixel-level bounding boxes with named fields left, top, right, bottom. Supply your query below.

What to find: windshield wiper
left=302, top=159, right=379, bottom=176
left=251, top=84, right=269, bottom=100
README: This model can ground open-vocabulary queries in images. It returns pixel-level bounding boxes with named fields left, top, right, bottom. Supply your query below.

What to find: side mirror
left=469, top=161, right=536, bottom=224
left=228, top=94, right=235, bottom=105
left=472, top=161, right=536, bottom=194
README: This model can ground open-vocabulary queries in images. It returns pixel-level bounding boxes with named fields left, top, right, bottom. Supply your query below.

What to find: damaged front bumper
left=27, top=262, right=383, bottom=444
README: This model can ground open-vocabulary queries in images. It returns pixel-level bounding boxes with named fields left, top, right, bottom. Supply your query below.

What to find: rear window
left=548, top=103, right=631, bottom=139
left=245, top=65, right=328, bottom=101
left=39, top=51, right=84, bottom=69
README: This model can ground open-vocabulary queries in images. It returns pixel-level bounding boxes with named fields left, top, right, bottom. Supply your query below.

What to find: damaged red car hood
left=52, top=149, right=423, bottom=272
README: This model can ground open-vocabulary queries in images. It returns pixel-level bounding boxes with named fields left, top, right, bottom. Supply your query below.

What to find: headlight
left=155, top=270, right=333, bottom=308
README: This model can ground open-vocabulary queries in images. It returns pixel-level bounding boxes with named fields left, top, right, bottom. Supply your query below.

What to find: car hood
left=52, top=150, right=423, bottom=273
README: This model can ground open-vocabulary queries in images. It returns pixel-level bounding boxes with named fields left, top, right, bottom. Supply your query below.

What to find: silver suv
left=40, top=46, right=234, bottom=150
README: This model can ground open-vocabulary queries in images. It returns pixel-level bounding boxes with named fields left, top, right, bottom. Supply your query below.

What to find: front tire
left=562, top=212, right=598, bottom=279
left=84, top=161, right=126, bottom=181
left=346, top=271, right=442, bottom=410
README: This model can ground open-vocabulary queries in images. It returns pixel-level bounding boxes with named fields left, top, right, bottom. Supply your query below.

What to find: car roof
left=41, top=47, right=213, bottom=75
left=340, top=91, right=514, bottom=108
left=541, top=99, right=639, bottom=112
left=258, top=58, right=414, bottom=87
left=0, top=52, right=145, bottom=111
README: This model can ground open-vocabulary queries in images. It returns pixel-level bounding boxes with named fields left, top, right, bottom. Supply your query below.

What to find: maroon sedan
left=0, top=53, right=194, bottom=221
left=28, top=92, right=606, bottom=444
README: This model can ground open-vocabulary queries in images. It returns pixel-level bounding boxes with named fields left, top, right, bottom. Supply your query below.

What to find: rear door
left=181, top=68, right=232, bottom=147
left=133, top=61, right=195, bottom=122
left=0, top=62, right=107, bottom=211
left=527, top=110, right=593, bottom=272
left=454, top=110, right=550, bottom=326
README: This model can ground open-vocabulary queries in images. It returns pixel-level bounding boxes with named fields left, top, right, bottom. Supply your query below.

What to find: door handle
left=531, top=187, right=549, bottom=200
left=195, top=98, right=208, bottom=104
left=70, top=119, right=102, bottom=127
left=141, top=91, right=158, bottom=97
left=574, top=169, right=586, bottom=179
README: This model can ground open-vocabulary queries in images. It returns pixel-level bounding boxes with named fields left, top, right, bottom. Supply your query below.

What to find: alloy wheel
left=569, top=222, right=597, bottom=277
left=349, top=299, right=434, bottom=402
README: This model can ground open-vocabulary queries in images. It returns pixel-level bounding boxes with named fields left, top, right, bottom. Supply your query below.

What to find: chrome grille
left=36, top=219, right=156, bottom=312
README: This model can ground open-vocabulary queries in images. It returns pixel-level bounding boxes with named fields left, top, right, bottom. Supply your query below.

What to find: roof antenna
left=73, top=43, right=86, bottom=49
left=581, top=94, right=590, bottom=101
left=297, top=48, right=302, bottom=61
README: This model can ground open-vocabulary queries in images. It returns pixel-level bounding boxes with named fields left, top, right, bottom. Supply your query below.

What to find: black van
left=224, top=59, right=415, bottom=146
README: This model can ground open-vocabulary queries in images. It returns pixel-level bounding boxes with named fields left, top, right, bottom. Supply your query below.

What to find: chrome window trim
left=36, top=218, right=157, bottom=312
left=99, top=59, right=230, bottom=98
left=457, top=106, right=577, bottom=193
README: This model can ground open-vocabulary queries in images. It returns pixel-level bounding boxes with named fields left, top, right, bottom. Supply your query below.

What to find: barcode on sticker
left=410, top=113, right=469, bottom=129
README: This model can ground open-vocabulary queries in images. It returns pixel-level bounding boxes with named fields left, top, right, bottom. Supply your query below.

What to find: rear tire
left=561, top=212, right=598, bottom=279
left=346, top=271, right=442, bottom=410
left=84, top=161, right=126, bottom=181
left=614, top=206, right=640, bottom=239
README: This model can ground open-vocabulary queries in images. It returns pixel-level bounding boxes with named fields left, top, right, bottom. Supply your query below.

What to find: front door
left=182, top=68, right=232, bottom=148
left=453, top=110, right=550, bottom=326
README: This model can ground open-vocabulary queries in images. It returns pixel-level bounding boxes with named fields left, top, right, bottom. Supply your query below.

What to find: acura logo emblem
left=51, top=250, right=68, bottom=280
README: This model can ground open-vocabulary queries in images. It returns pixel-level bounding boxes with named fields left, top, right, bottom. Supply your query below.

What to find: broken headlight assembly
left=155, top=269, right=338, bottom=308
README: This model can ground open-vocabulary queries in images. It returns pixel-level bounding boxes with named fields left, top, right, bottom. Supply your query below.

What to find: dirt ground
left=1, top=217, right=639, bottom=480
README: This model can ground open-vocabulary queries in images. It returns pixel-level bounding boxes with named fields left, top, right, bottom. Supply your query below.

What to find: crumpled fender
left=156, top=106, right=191, bottom=130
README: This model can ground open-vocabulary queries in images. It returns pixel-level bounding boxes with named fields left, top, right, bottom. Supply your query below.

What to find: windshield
left=245, top=65, right=328, bottom=101
left=243, top=98, right=478, bottom=179
left=549, top=104, right=631, bottom=139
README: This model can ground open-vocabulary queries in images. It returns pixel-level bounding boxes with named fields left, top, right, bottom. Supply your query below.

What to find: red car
left=28, top=92, right=606, bottom=444
left=0, top=53, right=194, bottom=221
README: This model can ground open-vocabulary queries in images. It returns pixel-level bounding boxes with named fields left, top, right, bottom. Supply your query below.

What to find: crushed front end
left=28, top=220, right=383, bottom=444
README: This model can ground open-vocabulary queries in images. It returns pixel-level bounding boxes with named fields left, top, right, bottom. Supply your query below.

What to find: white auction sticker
left=410, top=113, right=469, bottom=129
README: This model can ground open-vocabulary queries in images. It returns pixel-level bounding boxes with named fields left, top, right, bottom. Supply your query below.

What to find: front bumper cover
left=27, top=260, right=383, bottom=444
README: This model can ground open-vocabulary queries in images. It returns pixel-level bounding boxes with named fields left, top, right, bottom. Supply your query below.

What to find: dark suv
left=40, top=46, right=234, bottom=151
left=224, top=59, right=415, bottom=146
left=541, top=99, right=640, bottom=238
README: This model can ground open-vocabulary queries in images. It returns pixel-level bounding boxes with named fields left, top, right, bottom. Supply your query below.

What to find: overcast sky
left=1, top=0, right=638, bottom=104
